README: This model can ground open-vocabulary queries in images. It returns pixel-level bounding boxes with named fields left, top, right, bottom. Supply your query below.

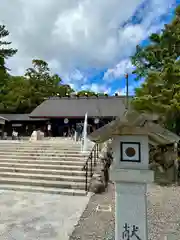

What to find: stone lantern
left=89, top=110, right=180, bottom=240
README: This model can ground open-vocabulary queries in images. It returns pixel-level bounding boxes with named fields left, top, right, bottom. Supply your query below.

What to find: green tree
left=0, top=25, right=17, bottom=57
left=0, top=24, right=17, bottom=86
left=77, top=90, right=107, bottom=96
left=0, top=76, right=29, bottom=113
left=0, top=25, right=17, bottom=111
left=131, top=5, right=180, bottom=80
left=77, top=90, right=96, bottom=96
left=24, top=59, right=73, bottom=110
left=0, top=25, right=17, bottom=72
left=131, top=5, right=180, bottom=133
left=0, top=59, right=74, bottom=113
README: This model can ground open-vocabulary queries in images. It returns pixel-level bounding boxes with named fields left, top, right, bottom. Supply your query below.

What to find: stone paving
left=0, top=189, right=90, bottom=240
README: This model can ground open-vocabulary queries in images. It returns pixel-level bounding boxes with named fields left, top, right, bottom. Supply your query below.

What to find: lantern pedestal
left=109, top=134, right=154, bottom=240
left=110, top=168, right=153, bottom=240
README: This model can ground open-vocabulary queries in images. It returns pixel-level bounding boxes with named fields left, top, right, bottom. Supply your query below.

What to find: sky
left=0, top=0, right=179, bottom=95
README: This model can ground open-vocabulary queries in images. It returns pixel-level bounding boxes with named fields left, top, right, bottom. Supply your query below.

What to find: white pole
left=81, top=112, right=88, bottom=152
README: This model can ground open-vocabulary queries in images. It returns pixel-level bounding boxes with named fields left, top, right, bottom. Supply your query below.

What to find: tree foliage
left=0, top=25, right=17, bottom=70
left=131, top=5, right=180, bottom=80
left=24, top=59, right=74, bottom=111
left=77, top=90, right=106, bottom=96
left=0, top=59, right=75, bottom=113
left=131, top=5, right=180, bottom=133
left=0, top=25, right=17, bottom=98
left=77, top=90, right=96, bottom=96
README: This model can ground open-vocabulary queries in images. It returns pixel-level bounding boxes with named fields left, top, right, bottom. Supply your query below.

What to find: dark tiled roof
left=0, top=116, right=9, bottom=121
left=0, top=114, right=48, bottom=121
left=30, top=96, right=129, bottom=118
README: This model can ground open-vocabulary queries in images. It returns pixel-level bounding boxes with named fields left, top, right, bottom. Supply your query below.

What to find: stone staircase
left=0, top=138, right=94, bottom=196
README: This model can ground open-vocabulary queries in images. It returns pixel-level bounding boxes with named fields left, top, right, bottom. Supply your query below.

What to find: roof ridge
left=48, top=96, right=133, bottom=100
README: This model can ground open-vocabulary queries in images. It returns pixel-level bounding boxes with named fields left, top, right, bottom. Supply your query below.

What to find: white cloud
left=63, top=69, right=88, bottom=91
left=69, top=70, right=87, bottom=83
left=103, top=59, right=135, bottom=81
left=73, top=82, right=111, bottom=94
left=118, top=85, right=136, bottom=96
left=117, top=79, right=144, bottom=96
left=87, top=83, right=111, bottom=94
left=103, top=0, right=175, bottom=81
left=0, top=0, right=175, bottom=86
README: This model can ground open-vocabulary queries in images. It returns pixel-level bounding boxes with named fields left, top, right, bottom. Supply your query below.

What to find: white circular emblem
left=94, top=118, right=99, bottom=124
left=64, top=118, right=69, bottom=124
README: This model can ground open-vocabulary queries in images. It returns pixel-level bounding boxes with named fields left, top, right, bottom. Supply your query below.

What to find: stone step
left=0, top=162, right=85, bottom=171
left=1, top=140, right=93, bottom=143
left=0, top=155, right=87, bottom=161
left=0, top=141, right=93, bottom=144
left=0, top=145, right=91, bottom=150
left=0, top=172, right=88, bottom=182
left=0, top=147, right=92, bottom=153
left=0, top=140, right=94, bottom=196
left=0, top=146, right=88, bottom=149
left=0, top=141, right=81, bottom=144
left=0, top=142, right=91, bottom=145
left=0, top=141, right=89, bottom=145
left=0, top=159, right=86, bottom=166
left=0, top=138, right=92, bottom=142
left=0, top=140, right=94, bottom=146
left=0, top=148, right=91, bottom=151
left=0, top=184, right=86, bottom=196
left=0, top=151, right=90, bottom=157
left=0, top=177, right=86, bottom=190
left=0, top=166, right=86, bottom=176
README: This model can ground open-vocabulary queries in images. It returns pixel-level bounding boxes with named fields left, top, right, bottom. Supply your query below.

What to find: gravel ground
left=69, top=183, right=115, bottom=240
left=69, top=183, right=180, bottom=240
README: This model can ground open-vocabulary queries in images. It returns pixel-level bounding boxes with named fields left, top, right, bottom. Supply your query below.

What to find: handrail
left=82, top=143, right=99, bottom=192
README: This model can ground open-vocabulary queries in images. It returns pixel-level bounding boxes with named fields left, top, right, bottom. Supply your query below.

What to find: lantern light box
left=120, top=142, right=141, bottom=163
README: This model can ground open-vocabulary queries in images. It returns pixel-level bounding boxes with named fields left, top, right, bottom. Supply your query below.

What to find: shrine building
left=0, top=95, right=130, bottom=137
